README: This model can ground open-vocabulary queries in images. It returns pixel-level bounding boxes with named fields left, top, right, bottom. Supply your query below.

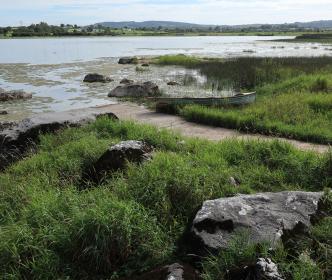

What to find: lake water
left=1, top=36, right=332, bottom=121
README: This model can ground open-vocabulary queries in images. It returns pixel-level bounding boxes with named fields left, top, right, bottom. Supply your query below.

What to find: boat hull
left=152, top=92, right=256, bottom=108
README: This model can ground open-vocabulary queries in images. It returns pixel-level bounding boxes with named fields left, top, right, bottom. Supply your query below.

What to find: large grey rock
left=108, top=81, right=161, bottom=98
left=84, top=140, right=153, bottom=183
left=190, top=191, right=324, bottom=254
left=120, top=263, right=200, bottom=280
left=118, top=57, right=138, bottom=64
left=83, top=73, right=113, bottom=83
left=255, top=258, right=284, bottom=280
left=0, top=107, right=118, bottom=170
left=0, top=88, right=32, bottom=102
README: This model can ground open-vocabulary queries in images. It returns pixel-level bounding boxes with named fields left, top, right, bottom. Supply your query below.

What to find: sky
left=0, top=0, right=332, bottom=26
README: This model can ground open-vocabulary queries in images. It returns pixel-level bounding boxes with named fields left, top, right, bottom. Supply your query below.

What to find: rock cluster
left=108, top=81, right=161, bottom=97
left=0, top=88, right=32, bottom=102
left=83, top=73, right=113, bottom=83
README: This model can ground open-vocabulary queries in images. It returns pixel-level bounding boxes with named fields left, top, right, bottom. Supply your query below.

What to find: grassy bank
left=155, top=55, right=332, bottom=144
left=275, top=33, right=332, bottom=44
left=0, top=118, right=331, bottom=279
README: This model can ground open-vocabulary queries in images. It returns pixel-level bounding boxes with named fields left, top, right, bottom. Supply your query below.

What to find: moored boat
left=150, top=92, right=256, bottom=108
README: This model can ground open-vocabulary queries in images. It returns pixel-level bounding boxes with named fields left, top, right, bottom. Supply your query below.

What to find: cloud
left=1, top=0, right=331, bottom=26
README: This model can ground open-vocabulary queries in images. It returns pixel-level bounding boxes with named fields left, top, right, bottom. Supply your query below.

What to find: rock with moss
left=83, top=73, right=113, bottom=83
left=108, top=81, right=161, bottom=97
left=189, top=191, right=325, bottom=255
left=0, top=88, right=32, bottom=102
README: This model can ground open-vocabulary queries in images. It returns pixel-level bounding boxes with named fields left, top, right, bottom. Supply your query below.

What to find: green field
left=155, top=55, right=332, bottom=144
left=0, top=118, right=331, bottom=279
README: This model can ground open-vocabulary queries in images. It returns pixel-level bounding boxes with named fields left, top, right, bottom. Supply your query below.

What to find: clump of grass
left=155, top=54, right=201, bottom=67
left=135, top=66, right=150, bottom=72
left=310, top=77, right=329, bottom=93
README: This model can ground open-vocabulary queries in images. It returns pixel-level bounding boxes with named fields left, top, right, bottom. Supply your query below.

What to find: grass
left=0, top=118, right=331, bottom=279
left=155, top=55, right=332, bottom=144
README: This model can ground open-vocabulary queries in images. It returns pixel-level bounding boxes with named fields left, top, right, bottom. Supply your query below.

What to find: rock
left=120, top=263, right=200, bottom=280
left=83, top=73, right=113, bottom=83
left=189, top=191, right=324, bottom=255
left=0, top=110, right=8, bottom=115
left=141, top=63, right=149, bottom=67
left=255, top=258, right=284, bottom=280
left=120, top=78, right=134, bottom=85
left=0, top=88, right=32, bottom=102
left=118, top=57, right=138, bottom=64
left=229, top=176, right=240, bottom=187
left=0, top=108, right=118, bottom=170
left=108, top=81, right=161, bottom=98
left=167, top=81, right=180, bottom=86
left=84, top=141, right=153, bottom=183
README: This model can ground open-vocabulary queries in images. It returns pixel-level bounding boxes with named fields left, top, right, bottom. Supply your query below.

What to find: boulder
left=84, top=141, right=153, bottom=182
left=118, top=57, right=138, bottom=64
left=255, top=258, right=284, bottom=280
left=120, top=78, right=134, bottom=85
left=0, top=108, right=118, bottom=170
left=0, top=110, right=8, bottom=115
left=108, top=81, right=161, bottom=98
left=167, top=81, right=180, bottom=86
left=0, top=88, right=32, bottom=102
left=83, top=73, right=113, bottom=83
left=120, top=263, right=200, bottom=280
left=141, top=63, right=150, bottom=67
left=189, top=191, right=324, bottom=255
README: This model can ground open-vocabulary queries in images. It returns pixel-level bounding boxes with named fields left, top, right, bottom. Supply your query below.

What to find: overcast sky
left=1, top=0, right=331, bottom=26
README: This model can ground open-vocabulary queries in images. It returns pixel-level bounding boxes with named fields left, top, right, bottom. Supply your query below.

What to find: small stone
left=229, top=176, right=240, bottom=187
left=120, top=78, right=134, bottom=85
left=255, top=258, right=284, bottom=280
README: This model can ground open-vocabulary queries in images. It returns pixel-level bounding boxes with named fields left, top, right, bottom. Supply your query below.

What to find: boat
left=150, top=92, right=256, bottom=108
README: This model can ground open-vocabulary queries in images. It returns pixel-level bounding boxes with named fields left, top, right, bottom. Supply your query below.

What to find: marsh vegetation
left=155, top=55, right=332, bottom=144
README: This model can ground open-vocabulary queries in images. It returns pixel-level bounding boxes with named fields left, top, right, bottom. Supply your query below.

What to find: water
left=0, top=36, right=331, bottom=121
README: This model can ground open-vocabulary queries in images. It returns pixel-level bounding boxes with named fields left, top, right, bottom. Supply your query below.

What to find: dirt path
left=97, top=103, right=330, bottom=154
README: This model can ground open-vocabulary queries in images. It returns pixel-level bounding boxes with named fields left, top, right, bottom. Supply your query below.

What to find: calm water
left=0, top=36, right=331, bottom=121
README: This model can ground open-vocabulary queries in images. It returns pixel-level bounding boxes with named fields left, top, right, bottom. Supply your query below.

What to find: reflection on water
left=0, top=36, right=332, bottom=121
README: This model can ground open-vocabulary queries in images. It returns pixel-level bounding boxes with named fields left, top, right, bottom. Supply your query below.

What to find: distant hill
left=295, top=20, right=332, bottom=29
left=94, top=20, right=332, bottom=30
left=94, top=21, right=213, bottom=29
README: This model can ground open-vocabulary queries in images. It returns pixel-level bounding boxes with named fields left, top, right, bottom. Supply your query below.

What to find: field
left=155, top=55, right=332, bottom=144
left=0, top=118, right=331, bottom=279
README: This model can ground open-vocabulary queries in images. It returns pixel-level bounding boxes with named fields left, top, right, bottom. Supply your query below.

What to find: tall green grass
left=0, top=118, right=331, bottom=278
